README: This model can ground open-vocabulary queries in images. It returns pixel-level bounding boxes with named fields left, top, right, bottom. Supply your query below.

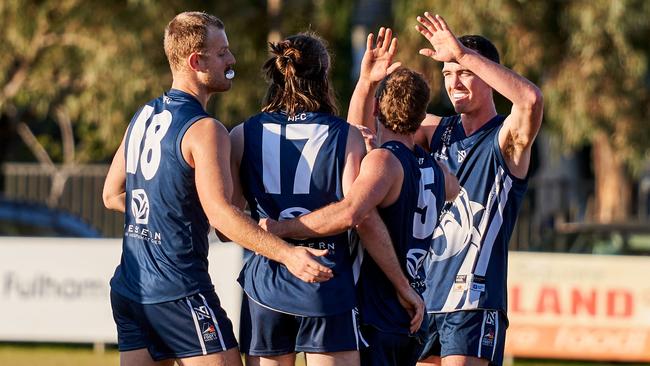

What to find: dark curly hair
left=261, top=32, right=338, bottom=117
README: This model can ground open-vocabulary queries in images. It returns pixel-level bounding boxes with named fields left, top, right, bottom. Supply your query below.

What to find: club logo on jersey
left=426, top=187, right=485, bottom=264
left=278, top=206, right=311, bottom=221
left=131, top=189, right=149, bottom=224
left=194, top=306, right=211, bottom=320
left=457, top=149, right=467, bottom=163
left=202, top=322, right=218, bottom=342
left=406, top=249, right=428, bottom=280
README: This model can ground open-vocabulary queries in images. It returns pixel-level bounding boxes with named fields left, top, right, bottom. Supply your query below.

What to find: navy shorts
left=239, top=294, right=366, bottom=355
left=110, top=290, right=238, bottom=361
left=419, top=310, right=507, bottom=366
left=360, top=325, right=424, bottom=366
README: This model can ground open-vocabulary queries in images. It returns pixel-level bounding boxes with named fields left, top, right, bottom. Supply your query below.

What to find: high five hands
left=415, top=12, right=469, bottom=63
left=360, top=27, right=402, bottom=83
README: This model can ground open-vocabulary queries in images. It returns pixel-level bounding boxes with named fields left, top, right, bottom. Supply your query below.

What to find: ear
left=187, top=52, right=202, bottom=72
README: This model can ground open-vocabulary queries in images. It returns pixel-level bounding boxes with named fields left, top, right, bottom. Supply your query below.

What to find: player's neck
left=381, top=128, right=415, bottom=150
left=171, top=79, right=211, bottom=109
left=460, top=103, right=497, bottom=136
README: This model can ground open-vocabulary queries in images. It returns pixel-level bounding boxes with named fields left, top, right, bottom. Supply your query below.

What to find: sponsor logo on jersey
left=481, top=328, right=495, bottom=347
left=131, top=189, right=149, bottom=224
left=202, top=322, right=218, bottom=342
left=406, top=249, right=428, bottom=280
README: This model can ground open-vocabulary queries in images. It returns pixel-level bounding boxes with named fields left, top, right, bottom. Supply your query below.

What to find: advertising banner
left=506, top=252, right=650, bottom=362
left=0, top=237, right=243, bottom=343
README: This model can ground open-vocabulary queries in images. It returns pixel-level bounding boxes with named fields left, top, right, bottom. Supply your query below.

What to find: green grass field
left=1, top=344, right=649, bottom=366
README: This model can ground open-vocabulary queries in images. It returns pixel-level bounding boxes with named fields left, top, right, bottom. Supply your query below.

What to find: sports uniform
left=358, top=141, right=445, bottom=366
left=420, top=115, right=527, bottom=365
left=237, top=111, right=363, bottom=354
left=110, top=89, right=237, bottom=360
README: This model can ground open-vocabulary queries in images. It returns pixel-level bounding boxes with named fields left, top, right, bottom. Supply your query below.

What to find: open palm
left=415, top=13, right=465, bottom=63
left=360, top=27, right=402, bottom=83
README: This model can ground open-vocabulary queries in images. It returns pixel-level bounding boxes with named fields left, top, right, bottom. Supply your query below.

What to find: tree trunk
left=592, top=131, right=631, bottom=222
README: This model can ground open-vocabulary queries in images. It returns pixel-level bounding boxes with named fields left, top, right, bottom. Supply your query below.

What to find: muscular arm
left=102, top=133, right=127, bottom=213
left=271, top=149, right=400, bottom=238
left=186, top=118, right=333, bottom=283
left=455, top=51, right=543, bottom=178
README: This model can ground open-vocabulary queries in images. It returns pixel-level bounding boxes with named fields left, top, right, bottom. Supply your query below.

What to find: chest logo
left=457, top=149, right=467, bottom=163
left=426, top=187, right=485, bottom=264
left=131, top=189, right=150, bottom=224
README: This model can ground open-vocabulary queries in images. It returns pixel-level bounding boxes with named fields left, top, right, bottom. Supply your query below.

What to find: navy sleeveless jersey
left=238, top=111, right=355, bottom=317
left=423, top=115, right=528, bottom=314
left=110, top=89, right=213, bottom=304
left=358, top=141, right=445, bottom=334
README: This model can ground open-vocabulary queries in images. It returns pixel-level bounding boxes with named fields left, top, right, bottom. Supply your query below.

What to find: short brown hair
left=262, top=32, right=338, bottom=117
left=164, top=12, right=224, bottom=71
left=375, top=68, right=430, bottom=134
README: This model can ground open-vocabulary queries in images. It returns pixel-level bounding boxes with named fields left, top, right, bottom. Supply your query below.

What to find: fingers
left=376, top=27, right=385, bottom=50
left=366, top=33, right=374, bottom=52
left=306, top=248, right=329, bottom=257
left=435, top=14, right=449, bottom=31
left=410, top=301, right=424, bottom=334
left=386, top=62, right=402, bottom=75
left=416, top=15, right=436, bottom=34
left=387, top=36, right=398, bottom=56
left=424, top=12, right=443, bottom=32
left=415, top=24, right=433, bottom=39
left=381, top=28, right=393, bottom=52
left=418, top=48, right=435, bottom=58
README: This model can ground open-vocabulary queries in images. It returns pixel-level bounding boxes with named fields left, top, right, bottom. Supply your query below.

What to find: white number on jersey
left=261, top=123, right=329, bottom=194
left=413, top=167, right=438, bottom=239
left=125, top=106, right=172, bottom=180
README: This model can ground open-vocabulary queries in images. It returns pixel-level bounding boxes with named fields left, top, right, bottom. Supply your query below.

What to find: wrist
left=356, top=77, right=379, bottom=89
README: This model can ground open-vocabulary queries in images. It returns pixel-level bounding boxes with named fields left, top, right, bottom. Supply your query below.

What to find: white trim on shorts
left=198, top=293, right=227, bottom=351
left=351, top=309, right=369, bottom=348
left=492, top=311, right=499, bottom=361
left=477, top=310, right=487, bottom=358
left=186, top=298, right=207, bottom=355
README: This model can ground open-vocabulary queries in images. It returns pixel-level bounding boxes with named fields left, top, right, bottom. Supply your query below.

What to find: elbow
left=102, top=191, right=114, bottom=210
left=523, top=87, right=544, bottom=114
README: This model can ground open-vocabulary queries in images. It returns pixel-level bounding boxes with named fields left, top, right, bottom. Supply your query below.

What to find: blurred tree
left=392, top=0, right=650, bottom=222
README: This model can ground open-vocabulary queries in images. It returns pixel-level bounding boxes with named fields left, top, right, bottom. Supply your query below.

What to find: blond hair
left=164, top=12, right=224, bottom=71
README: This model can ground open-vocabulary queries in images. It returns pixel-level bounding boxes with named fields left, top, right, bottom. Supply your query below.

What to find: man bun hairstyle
left=375, top=68, right=430, bottom=135
left=459, top=35, right=500, bottom=64
left=262, top=32, right=338, bottom=117
left=164, top=11, right=224, bottom=72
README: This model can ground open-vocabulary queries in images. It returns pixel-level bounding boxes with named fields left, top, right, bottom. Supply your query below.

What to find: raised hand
left=360, top=27, right=402, bottom=83
left=415, top=12, right=466, bottom=63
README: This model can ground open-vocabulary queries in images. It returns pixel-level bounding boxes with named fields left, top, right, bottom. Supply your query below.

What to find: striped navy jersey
left=357, top=141, right=445, bottom=335
left=238, top=111, right=355, bottom=317
left=423, top=115, right=528, bottom=314
left=111, top=89, right=213, bottom=304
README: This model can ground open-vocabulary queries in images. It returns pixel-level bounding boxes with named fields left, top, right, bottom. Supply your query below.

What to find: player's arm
left=416, top=13, right=543, bottom=178
left=265, top=148, right=396, bottom=238
left=347, top=27, right=400, bottom=132
left=186, top=117, right=333, bottom=283
left=102, top=133, right=127, bottom=213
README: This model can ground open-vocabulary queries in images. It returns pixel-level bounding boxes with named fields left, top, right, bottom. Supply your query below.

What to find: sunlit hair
left=164, top=12, right=224, bottom=71
left=459, top=35, right=500, bottom=64
left=375, top=68, right=430, bottom=135
left=261, top=32, right=338, bottom=117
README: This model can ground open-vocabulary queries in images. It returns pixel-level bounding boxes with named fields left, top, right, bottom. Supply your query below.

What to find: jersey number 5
left=413, top=167, right=438, bottom=239
left=261, top=123, right=329, bottom=195
left=126, top=105, right=172, bottom=180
